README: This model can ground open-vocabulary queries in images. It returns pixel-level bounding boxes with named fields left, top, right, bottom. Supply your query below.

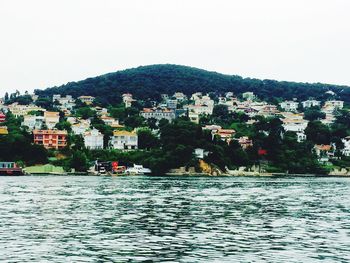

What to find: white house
left=342, top=136, right=350, bottom=156
left=22, top=115, right=45, bottom=130
left=111, top=130, right=138, bottom=150
left=279, top=101, right=299, bottom=112
left=302, top=100, right=321, bottom=108
left=71, top=120, right=91, bottom=135
left=140, top=108, right=176, bottom=122
left=194, top=148, right=209, bottom=159
left=186, top=104, right=214, bottom=115
left=122, top=93, right=135, bottom=108
left=242, top=92, right=256, bottom=101
left=84, top=129, right=104, bottom=150
left=324, top=100, right=344, bottom=110
left=44, top=111, right=60, bottom=129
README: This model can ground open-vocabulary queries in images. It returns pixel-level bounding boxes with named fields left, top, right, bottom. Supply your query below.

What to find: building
left=237, top=136, right=253, bottom=149
left=342, top=136, right=350, bottom=157
left=0, top=126, right=8, bottom=135
left=33, top=130, right=68, bottom=149
left=100, top=116, right=124, bottom=128
left=122, top=93, right=135, bottom=108
left=22, top=115, right=45, bottom=130
left=194, top=148, right=209, bottom=159
left=44, top=111, right=60, bottom=129
left=324, top=100, right=344, bottom=110
left=84, top=129, right=104, bottom=150
left=111, top=130, right=138, bottom=150
left=53, top=94, right=75, bottom=110
left=140, top=108, right=176, bottom=122
left=242, top=92, right=256, bottom=101
left=186, top=104, right=214, bottom=115
left=282, top=119, right=308, bottom=133
left=173, top=92, right=187, bottom=102
left=0, top=112, right=6, bottom=123
left=214, top=129, right=236, bottom=143
left=166, top=99, right=178, bottom=109
left=188, top=111, right=200, bottom=124
left=71, top=120, right=91, bottom=135
left=7, top=103, right=46, bottom=117
left=279, top=101, right=299, bottom=112
left=78, top=96, right=95, bottom=105
left=296, top=132, right=307, bottom=142
left=302, top=100, right=321, bottom=108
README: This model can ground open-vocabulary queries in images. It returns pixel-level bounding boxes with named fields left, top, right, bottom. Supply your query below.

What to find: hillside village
left=0, top=88, right=350, bottom=175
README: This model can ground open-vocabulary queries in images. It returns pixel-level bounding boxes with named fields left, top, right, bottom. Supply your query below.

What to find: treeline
left=35, top=64, right=350, bottom=105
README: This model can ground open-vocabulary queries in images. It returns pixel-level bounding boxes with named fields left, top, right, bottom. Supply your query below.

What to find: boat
left=0, top=162, right=25, bottom=176
left=125, top=164, right=152, bottom=175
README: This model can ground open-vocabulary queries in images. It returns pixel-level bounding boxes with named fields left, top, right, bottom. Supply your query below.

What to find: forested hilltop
left=35, top=64, right=350, bottom=104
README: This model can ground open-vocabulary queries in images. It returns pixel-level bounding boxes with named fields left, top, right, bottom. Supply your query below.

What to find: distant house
left=22, top=115, right=45, bottom=130
left=186, top=104, right=214, bottom=116
left=78, top=96, right=95, bottom=105
left=324, top=100, right=344, bottom=110
left=84, top=129, right=104, bottom=150
left=342, top=136, right=350, bottom=157
left=279, top=101, right=299, bottom=112
left=7, top=103, right=46, bottom=117
left=71, top=120, right=91, bottom=135
left=44, top=111, right=60, bottom=129
left=140, top=108, right=176, bottom=122
left=52, top=94, right=75, bottom=110
left=110, top=130, right=138, bottom=150
left=238, top=136, right=253, bottom=149
left=242, top=92, right=256, bottom=101
left=33, top=130, right=68, bottom=149
left=122, top=93, right=135, bottom=108
left=173, top=92, right=187, bottom=102
left=100, top=116, right=124, bottom=128
left=0, top=112, right=6, bottom=123
left=194, top=148, right=209, bottom=159
left=302, top=100, right=321, bottom=108
left=214, top=129, right=236, bottom=143
left=314, top=144, right=335, bottom=163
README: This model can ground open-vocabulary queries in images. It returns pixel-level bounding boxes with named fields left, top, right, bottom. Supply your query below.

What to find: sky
left=0, top=0, right=350, bottom=97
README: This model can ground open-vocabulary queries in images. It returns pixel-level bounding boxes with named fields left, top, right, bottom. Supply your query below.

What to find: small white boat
left=125, top=164, right=152, bottom=175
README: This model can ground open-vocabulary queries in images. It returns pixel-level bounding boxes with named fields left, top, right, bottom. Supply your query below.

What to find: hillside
left=35, top=64, right=350, bottom=105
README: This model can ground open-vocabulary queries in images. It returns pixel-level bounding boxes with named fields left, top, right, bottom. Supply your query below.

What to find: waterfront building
left=302, top=100, right=321, bottom=108
left=78, top=96, right=95, bottom=105
left=33, top=130, right=68, bottom=149
left=279, top=101, right=299, bottom=112
left=44, top=111, right=60, bottom=129
left=84, top=129, right=104, bottom=150
left=342, top=136, right=350, bottom=157
left=111, top=130, right=138, bottom=150
left=140, top=108, right=176, bottom=122
left=194, top=148, right=209, bottom=159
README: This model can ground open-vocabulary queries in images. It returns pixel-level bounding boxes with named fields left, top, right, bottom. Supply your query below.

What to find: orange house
left=33, top=130, right=68, bottom=149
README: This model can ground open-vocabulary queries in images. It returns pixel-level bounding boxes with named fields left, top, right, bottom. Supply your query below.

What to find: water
left=1, top=176, right=350, bottom=262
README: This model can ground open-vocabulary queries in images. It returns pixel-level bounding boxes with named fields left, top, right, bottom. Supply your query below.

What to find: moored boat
left=125, top=164, right=152, bottom=175
left=0, top=162, right=25, bottom=176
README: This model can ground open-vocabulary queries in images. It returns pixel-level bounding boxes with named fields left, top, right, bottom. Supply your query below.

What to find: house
left=100, top=116, right=124, bottom=128
left=186, top=104, right=214, bottom=115
left=7, top=103, right=46, bottom=117
left=194, top=148, right=209, bottom=159
left=84, top=129, right=104, bottom=150
left=324, top=100, right=344, bottom=110
left=213, top=129, right=236, bottom=143
left=22, top=115, right=45, bottom=130
left=314, top=144, right=335, bottom=163
left=33, top=130, right=68, bottom=149
left=282, top=119, right=308, bottom=133
left=341, top=136, right=350, bottom=156
left=0, top=112, right=6, bottom=123
left=0, top=126, right=8, bottom=135
left=173, top=92, right=187, bottom=102
left=242, top=92, right=256, bottom=101
left=237, top=136, right=253, bottom=149
left=166, top=99, right=178, bottom=109
left=78, top=96, right=95, bottom=105
left=279, top=101, right=299, bottom=112
left=122, top=93, right=135, bottom=108
left=53, top=94, right=75, bottom=110
left=111, top=130, right=138, bottom=150
left=71, top=120, right=91, bottom=135
left=296, top=132, right=307, bottom=142
left=140, top=108, right=176, bottom=122
left=188, top=111, right=200, bottom=124
left=44, top=111, right=60, bottom=129
left=302, top=100, right=321, bottom=108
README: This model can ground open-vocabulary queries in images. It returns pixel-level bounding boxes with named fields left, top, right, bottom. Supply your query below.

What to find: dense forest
left=35, top=64, right=350, bottom=105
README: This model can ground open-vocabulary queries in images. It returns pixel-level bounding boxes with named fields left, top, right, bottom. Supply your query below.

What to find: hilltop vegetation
left=35, top=64, right=350, bottom=105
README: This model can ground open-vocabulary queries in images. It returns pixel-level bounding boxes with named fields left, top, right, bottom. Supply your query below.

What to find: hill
left=35, top=64, right=350, bottom=105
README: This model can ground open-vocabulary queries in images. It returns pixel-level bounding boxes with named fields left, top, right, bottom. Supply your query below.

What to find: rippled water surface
left=1, top=176, right=350, bottom=262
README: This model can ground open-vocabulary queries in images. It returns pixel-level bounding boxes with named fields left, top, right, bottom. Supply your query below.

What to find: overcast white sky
left=0, top=0, right=350, bottom=96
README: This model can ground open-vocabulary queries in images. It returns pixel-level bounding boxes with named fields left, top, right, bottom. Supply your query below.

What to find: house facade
left=111, top=130, right=138, bottom=150
left=33, top=130, right=68, bottom=149
left=84, top=129, right=104, bottom=150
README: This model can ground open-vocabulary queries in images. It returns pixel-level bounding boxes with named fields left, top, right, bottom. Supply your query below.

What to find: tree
left=304, top=107, right=326, bottom=121
left=137, top=129, right=159, bottom=150
left=70, top=151, right=89, bottom=172
left=305, top=121, right=331, bottom=145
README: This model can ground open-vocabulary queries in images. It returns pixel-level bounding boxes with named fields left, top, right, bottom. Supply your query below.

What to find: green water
left=1, top=176, right=350, bottom=262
